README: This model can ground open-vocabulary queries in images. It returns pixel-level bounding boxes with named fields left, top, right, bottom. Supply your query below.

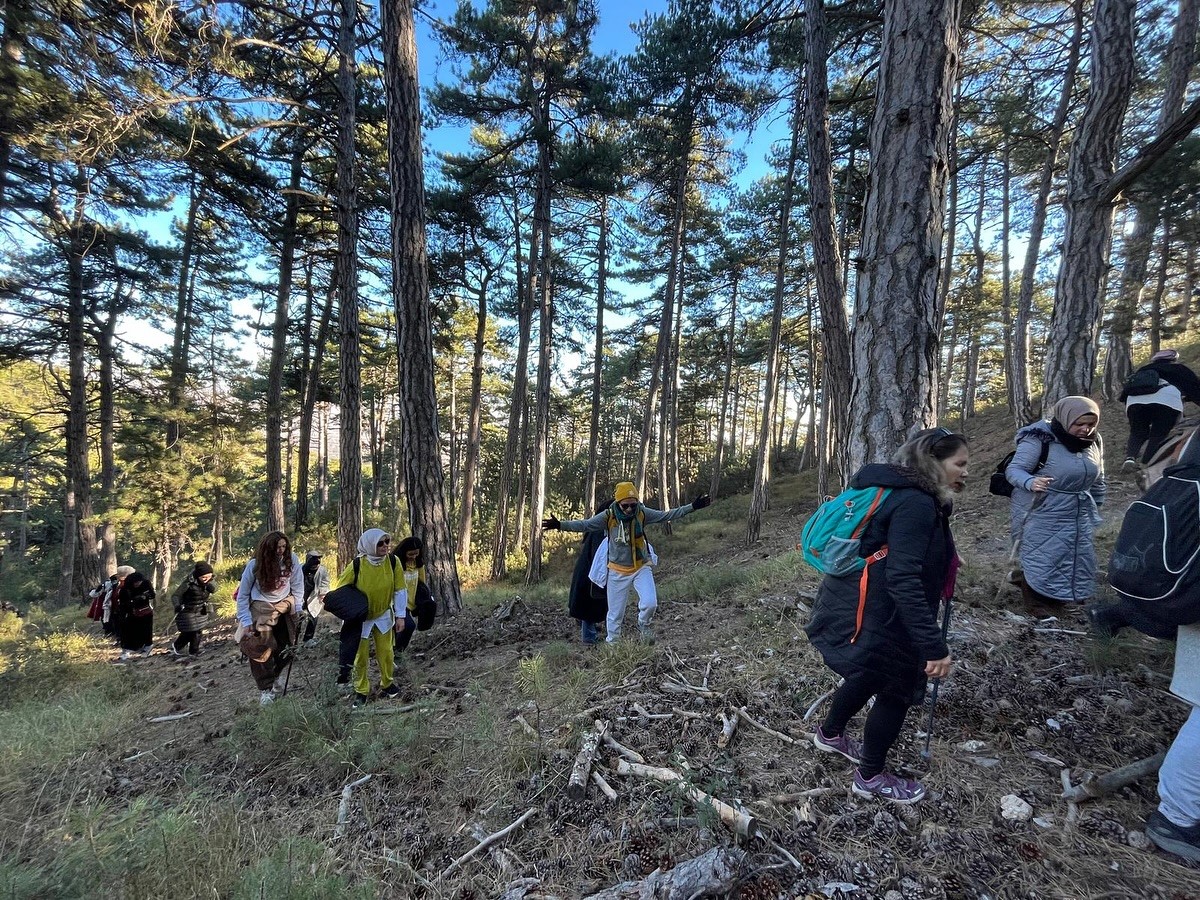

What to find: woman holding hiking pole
left=805, top=428, right=967, bottom=805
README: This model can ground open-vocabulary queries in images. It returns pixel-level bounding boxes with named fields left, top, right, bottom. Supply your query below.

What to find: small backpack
left=799, top=486, right=891, bottom=576
left=988, top=441, right=1051, bottom=497
left=1108, top=463, right=1200, bottom=638
left=1123, top=367, right=1163, bottom=397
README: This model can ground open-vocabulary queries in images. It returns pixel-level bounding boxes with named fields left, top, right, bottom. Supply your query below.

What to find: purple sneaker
left=852, top=769, right=926, bottom=805
left=812, top=725, right=862, bottom=765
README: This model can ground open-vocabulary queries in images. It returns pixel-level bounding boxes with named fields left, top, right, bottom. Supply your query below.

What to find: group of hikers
left=78, top=349, right=1200, bottom=865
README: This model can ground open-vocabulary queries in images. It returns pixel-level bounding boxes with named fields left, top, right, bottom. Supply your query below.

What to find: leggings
left=822, top=670, right=915, bottom=778
left=1126, top=403, right=1180, bottom=463
left=173, top=630, right=201, bottom=654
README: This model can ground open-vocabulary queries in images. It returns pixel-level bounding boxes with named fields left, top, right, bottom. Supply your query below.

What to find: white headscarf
left=357, top=528, right=390, bottom=565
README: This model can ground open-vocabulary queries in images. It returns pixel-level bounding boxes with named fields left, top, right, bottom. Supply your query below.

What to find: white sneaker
left=168, top=645, right=182, bottom=658
left=117, top=650, right=132, bottom=662
left=259, top=690, right=276, bottom=706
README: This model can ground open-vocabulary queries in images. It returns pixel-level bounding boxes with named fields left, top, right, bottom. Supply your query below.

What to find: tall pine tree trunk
left=709, top=275, right=737, bottom=499
left=804, top=0, right=854, bottom=492
left=1102, top=0, right=1197, bottom=397
left=1044, top=0, right=1136, bottom=401
left=382, top=0, right=462, bottom=611
left=167, top=175, right=202, bottom=453
left=267, top=140, right=304, bottom=533
left=584, top=198, right=607, bottom=516
left=335, top=0, right=362, bottom=566
left=749, top=82, right=801, bottom=543
left=1013, top=0, right=1083, bottom=423
left=848, top=0, right=960, bottom=471
left=526, top=139, right=554, bottom=584
left=456, top=273, right=490, bottom=564
left=296, top=280, right=334, bottom=527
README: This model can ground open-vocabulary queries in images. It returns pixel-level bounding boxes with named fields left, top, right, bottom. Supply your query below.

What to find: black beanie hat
left=193, top=561, right=215, bottom=578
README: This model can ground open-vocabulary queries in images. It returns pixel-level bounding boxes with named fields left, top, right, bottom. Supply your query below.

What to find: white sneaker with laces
left=259, top=690, right=276, bottom=706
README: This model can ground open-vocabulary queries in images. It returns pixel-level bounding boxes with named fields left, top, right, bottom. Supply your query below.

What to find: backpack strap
left=850, top=547, right=890, bottom=644
left=353, top=557, right=360, bottom=586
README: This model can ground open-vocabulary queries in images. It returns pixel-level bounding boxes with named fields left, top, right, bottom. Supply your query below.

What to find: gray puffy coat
left=1005, top=421, right=1106, bottom=602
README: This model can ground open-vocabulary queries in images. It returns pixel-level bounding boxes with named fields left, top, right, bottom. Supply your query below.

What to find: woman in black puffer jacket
left=171, top=562, right=216, bottom=657
left=806, top=428, right=968, bottom=805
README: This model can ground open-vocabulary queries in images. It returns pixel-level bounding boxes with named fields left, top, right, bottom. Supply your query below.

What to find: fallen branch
left=761, top=788, right=835, bottom=804
left=717, top=711, right=738, bottom=748
left=702, top=653, right=716, bottom=690
left=671, top=707, right=706, bottom=720
left=735, top=707, right=800, bottom=745
left=1060, top=769, right=1079, bottom=825
left=591, top=770, right=618, bottom=802
left=1061, top=752, right=1168, bottom=804
left=602, top=732, right=646, bottom=764
left=470, top=823, right=521, bottom=876
left=147, top=711, right=194, bottom=723
left=660, top=678, right=719, bottom=699
left=581, top=847, right=746, bottom=900
left=355, top=703, right=422, bottom=716
left=568, top=720, right=610, bottom=800
left=615, top=758, right=757, bottom=838
left=334, top=774, right=373, bottom=839
left=803, top=688, right=836, bottom=722
left=442, top=808, right=538, bottom=878
left=514, top=714, right=539, bottom=738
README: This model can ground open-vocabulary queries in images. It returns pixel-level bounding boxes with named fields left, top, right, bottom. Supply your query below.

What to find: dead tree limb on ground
left=602, top=731, right=646, bottom=764
left=1061, top=751, right=1167, bottom=804
left=735, top=707, right=800, bottom=745
left=717, top=711, right=738, bottom=748
left=442, top=807, right=538, bottom=878
left=568, top=719, right=610, bottom=799
left=614, top=759, right=757, bottom=838
left=580, top=847, right=746, bottom=900
left=334, top=774, right=373, bottom=839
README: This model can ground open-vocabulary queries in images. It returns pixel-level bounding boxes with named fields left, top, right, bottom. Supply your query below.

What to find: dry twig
left=442, top=808, right=538, bottom=877
left=334, top=774, right=373, bottom=839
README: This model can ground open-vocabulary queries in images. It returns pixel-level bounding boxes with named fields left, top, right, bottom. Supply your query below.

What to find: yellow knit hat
left=614, top=482, right=638, bottom=503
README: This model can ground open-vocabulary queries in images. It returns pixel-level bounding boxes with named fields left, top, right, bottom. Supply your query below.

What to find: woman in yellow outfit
left=333, top=528, right=408, bottom=707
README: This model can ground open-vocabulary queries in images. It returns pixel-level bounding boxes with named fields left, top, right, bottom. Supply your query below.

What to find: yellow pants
left=352, top=625, right=394, bottom=694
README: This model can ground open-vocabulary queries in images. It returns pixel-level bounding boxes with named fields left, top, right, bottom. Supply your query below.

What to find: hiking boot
left=580, top=621, right=599, bottom=645
left=852, top=769, right=927, bottom=805
left=1121, top=457, right=1138, bottom=474
left=812, top=725, right=863, bottom=765
left=380, top=684, right=401, bottom=699
left=638, top=625, right=656, bottom=645
left=352, top=692, right=369, bottom=708
left=1146, top=809, right=1200, bottom=863
left=259, top=690, right=276, bottom=706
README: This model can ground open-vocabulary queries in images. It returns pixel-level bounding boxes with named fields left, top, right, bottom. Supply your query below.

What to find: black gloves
left=691, top=494, right=711, bottom=510
left=542, top=514, right=561, bottom=531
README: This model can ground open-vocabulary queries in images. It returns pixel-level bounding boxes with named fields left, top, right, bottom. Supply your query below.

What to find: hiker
left=566, top=500, right=612, bottom=645
left=805, top=427, right=966, bottom=805
left=114, top=567, right=156, bottom=661
left=542, top=482, right=711, bottom=643
left=235, top=531, right=305, bottom=705
left=169, top=562, right=216, bottom=657
left=392, top=536, right=433, bottom=650
left=334, top=528, right=407, bottom=707
left=1120, top=348, right=1200, bottom=470
left=1146, top=622, right=1200, bottom=863
left=300, top=550, right=331, bottom=644
left=1004, top=396, right=1106, bottom=616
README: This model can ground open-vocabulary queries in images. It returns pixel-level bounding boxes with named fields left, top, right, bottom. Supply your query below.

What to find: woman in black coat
left=806, top=428, right=968, bottom=805
left=115, top=569, right=156, bottom=660
left=568, top=500, right=611, bottom=644
left=170, top=561, right=216, bottom=657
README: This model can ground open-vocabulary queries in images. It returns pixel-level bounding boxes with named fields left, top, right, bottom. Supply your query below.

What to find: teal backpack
left=799, top=487, right=892, bottom=576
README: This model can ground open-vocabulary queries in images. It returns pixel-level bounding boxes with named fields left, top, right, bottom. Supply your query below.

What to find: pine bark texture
left=1012, top=0, right=1083, bottom=425
left=1043, top=0, right=1136, bottom=401
left=848, top=0, right=960, bottom=472
left=335, top=0, right=362, bottom=567
left=584, top=198, right=607, bottom=517
left=804, top=0, right=853, bottom=492
left=382, top=0, right=462, bottom=612
left=1102, top=0, right=1198, bottom=398
left=455, top=274, right=488, bottom=564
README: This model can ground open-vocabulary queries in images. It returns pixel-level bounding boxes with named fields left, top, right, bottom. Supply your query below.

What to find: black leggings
left=173, top=630, right=201, bottom=654
left=1126, top=403, right=1179, bottom=463
left=822, top=671, right=915, bottom=779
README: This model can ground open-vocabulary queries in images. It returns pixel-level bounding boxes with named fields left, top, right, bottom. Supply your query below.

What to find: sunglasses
left=376, top=538, right=392, bottom=546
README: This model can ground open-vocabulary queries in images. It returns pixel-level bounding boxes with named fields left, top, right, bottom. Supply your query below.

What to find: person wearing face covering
left=1005, top=396, right=1106, bottom=615
left=332, top=528, right=407, bottom=707
left=542, top=482, right=711, bottom=644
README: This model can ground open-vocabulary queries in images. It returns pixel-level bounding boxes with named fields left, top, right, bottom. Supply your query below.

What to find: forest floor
left=2, top=396, right=1200, bottom=900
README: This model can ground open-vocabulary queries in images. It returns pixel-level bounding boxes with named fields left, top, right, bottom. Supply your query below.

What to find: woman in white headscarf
left=331, top=528, right=407, bottom=707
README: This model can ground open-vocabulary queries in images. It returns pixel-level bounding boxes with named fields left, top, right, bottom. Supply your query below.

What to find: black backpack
left=1108, top=463, right=1200, bottom=639
left=323, top=557, right=391, bottom=622
left=1123, top=367, right=1163, bottom=397
left=988, top=441, right=1050, bottom=497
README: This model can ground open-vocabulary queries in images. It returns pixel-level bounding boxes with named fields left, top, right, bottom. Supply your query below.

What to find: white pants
left=1159, top=705, right=1200, bottom=826
left=605, top=566, right=657, bottom=642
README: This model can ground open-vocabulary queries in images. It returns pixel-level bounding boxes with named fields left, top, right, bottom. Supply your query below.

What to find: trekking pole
left=921, top=595, right=954, bottom=761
